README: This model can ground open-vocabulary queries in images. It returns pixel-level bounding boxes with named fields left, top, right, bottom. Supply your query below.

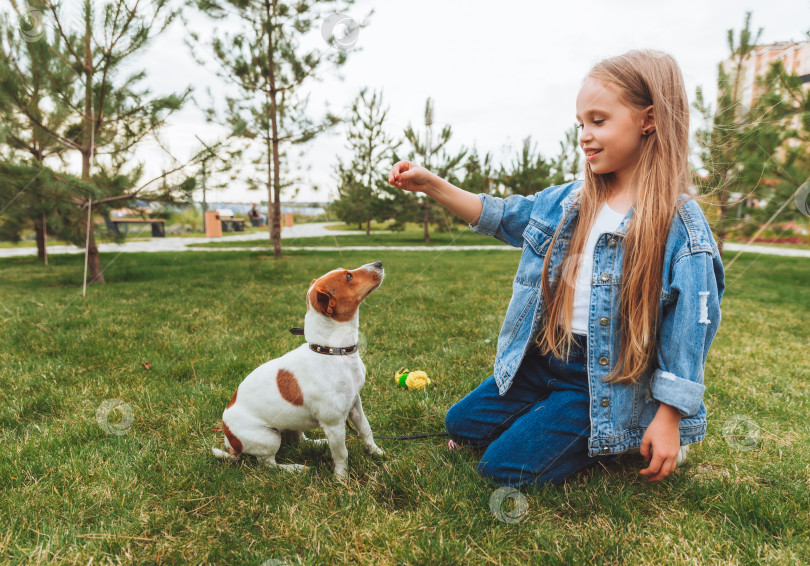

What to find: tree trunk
left=423, top=198, right=430, bottom=243
left=86, top=225, right=104, bottom=284
left=34, top=215, right=46, bottom=263
left=265, top=0, right=282, bottom=258
left=82, top=12, right=104, bottom=284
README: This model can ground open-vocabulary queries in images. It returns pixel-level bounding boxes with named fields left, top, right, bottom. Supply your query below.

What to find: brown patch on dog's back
left=226, top=389, right=238, bottom=409
left=277, top=369, right=304, bottom=406
left=222, top=421, right=243, bottom=456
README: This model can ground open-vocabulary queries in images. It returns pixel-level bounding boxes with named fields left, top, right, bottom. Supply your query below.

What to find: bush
left=168, top=206, right=203, bottom=233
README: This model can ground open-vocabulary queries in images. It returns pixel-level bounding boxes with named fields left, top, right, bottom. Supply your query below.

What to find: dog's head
left=306, top=261, right=385, bottom=321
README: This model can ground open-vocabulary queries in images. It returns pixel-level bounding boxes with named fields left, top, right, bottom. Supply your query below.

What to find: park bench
left=221, top=218, right=246, bottom=232
left=105, top=217, right=166, bottom=237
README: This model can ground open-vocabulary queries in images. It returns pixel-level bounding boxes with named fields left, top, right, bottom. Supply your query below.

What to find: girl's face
left=575, top=77, right=653, bottom=187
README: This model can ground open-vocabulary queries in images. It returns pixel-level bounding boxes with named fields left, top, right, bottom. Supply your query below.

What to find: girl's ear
left=642, top=104, right=656, bottom=135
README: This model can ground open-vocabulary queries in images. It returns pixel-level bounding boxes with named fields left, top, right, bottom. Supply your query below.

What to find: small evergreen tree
left=499, top=135, right=561, bottom=197
left=189, top=0, right=371, bottom=257
left=692, top=11, right=762, bottom=256
left=459, top=147, right=498, bottom=196
left=400, top=98, right=467, bottom=241
left=0, top=0, right=192, bottom=283
left=331, top=88, right=400, bottom=234
left=552, top=124, right=582, bottom=183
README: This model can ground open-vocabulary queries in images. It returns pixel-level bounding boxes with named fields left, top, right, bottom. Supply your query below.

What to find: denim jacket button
left=601, top=398, right=610, bottom=407
left=599, top=356, right=609, bottom=365
left=599, top=317, right=609, bottom=326
left=600, top=272, right=609, bottom=281
left=608, top=238, right=617, bottom=247
left=601, top=446, right=610, bottom=453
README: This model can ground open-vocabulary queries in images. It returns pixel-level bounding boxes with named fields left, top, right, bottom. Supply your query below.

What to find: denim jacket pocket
left=515, top=221, right=555, bottom=288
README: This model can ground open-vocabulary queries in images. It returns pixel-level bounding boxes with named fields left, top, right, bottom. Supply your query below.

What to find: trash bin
left=205, top=211, right=222, bottom=238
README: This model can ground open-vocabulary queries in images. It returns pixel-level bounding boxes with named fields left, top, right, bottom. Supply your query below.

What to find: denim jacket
left=470, top=180, right=725, bottom=457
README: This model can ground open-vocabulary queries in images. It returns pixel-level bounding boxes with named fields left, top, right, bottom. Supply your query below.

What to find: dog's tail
left=212, top=447, right=238, bottom=460
left=212, top=421, right=243, bottom=460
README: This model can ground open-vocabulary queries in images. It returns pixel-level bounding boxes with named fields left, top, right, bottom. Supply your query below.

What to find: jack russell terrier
left=212, top=261, right=385, bottom=479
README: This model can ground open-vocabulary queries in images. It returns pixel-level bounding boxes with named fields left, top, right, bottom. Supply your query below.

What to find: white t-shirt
left=567, top=202, right=627, bottom=336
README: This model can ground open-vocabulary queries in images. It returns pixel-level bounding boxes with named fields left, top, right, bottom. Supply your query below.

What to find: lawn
left=0, top=248, right=808, bottom=564
left=191, top=227, right=508, bottom=249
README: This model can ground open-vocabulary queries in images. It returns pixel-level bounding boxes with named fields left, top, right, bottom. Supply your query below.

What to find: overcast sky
left=128, top=0, right=809, bottom=204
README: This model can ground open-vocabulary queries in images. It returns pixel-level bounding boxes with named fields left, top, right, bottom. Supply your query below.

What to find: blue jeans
left=445, top=333, right=615, bottom=487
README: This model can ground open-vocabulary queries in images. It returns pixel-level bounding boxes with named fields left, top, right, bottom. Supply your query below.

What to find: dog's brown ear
left=310, top=278, right=317, bottom=287
left=313, top=286, right=337, bottom=316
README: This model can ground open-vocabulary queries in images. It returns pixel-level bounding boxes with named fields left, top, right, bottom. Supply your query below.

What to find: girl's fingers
left=640, top=452, right=663, bottom=476
left=641, top=455, right=677, bottom=482
left=639, top=436, right=652, bottom=462
left=389, top=161, right=411, bottom=184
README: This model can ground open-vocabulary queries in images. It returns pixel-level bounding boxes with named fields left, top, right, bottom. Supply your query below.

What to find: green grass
left=193, top=227, right=508, bottom=248
left=0, top=248, right=808, bottom=564
left=726, top=238, right=810, bottom=251
left=0, top=225, right=268, bottom=249
left=324, top=220, right=394, bottom=231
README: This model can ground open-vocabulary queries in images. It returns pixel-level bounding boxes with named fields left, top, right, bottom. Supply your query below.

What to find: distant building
left=721, top=39, right=810, bottom=160
left=721, top=39, right=810, bottom=113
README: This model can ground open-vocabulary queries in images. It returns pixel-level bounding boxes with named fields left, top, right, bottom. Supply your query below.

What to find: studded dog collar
left=290, top=328, right=358, bottom=356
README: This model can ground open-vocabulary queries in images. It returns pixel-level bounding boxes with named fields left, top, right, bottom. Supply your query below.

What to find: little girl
left=388, top=49, right=725, bottom=487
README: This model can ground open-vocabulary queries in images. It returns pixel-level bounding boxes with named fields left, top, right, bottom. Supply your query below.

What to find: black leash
left=346, top=420, right=448, bottom=440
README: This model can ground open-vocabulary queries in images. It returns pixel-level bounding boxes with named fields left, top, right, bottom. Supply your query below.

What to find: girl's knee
left=477, top=459, right=566, bottom=487
left=477, top=440, right=574, bottom=487
left=444, top=401, right=467, bottom=441
left=444, top=400, right=492, bottom=449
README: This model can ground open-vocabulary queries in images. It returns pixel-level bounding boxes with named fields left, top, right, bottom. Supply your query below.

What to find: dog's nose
left=373, top=261, right=383, bottom=269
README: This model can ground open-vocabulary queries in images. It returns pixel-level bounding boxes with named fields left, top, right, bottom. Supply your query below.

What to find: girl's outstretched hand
left=389, top=161, right=433, bottom=193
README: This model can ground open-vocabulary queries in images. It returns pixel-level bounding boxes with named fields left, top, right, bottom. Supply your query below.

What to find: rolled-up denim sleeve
left=651, top=249, right=725, bottom=417
left=469, top=192, right=535, bottom=248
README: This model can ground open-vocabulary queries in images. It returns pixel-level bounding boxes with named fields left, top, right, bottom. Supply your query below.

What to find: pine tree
left=331, top=88, right=400, bottom=234
left=692, top=11, right=763, bottom=256
left=0, top=3, right=73, bottom=262
left=500, top=135, right=561, bottom=197
left=0, top=0, right=192, bottom=284
left=401, top=98, right=467, bottom=242
left=553, top=124, right=582, bottom=183
left=731, top=54, right=810, bottom=238
left=189, top=0, right=370, bottom=257
left=459, top=147, right=498, bottom=196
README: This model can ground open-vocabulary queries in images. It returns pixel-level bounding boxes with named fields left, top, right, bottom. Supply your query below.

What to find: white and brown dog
left=212, top=261, right=385, bottom=479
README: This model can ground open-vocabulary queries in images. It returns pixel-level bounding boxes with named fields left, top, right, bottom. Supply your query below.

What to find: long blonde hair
left=536, top=49, right=693, bottom=384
